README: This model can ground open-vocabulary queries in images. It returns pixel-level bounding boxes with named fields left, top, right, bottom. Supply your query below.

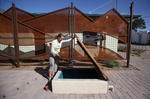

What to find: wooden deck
left=0, top=55, right=150, bottom=99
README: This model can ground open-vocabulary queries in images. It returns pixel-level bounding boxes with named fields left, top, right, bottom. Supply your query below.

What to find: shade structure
left=0, top=4, right=129, bottom=65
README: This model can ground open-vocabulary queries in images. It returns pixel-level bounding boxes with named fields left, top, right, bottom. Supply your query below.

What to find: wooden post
left=127, top=2, right=133, bottom=67
left=12, top=3, right=20, bottom=67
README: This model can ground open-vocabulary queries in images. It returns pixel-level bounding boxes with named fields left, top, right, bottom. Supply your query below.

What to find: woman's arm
left=61, top=35, right=73, bottom=43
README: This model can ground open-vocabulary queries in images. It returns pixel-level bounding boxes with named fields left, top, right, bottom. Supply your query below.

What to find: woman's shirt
left=50, top=38, right=72, bottom=55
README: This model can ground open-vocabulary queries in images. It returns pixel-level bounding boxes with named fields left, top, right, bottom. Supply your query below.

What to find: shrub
left=106, top=61, right=119, bottom=68
left=131, top=49, right=145, bottom=56
left=118, top=46, right=127, bottom=52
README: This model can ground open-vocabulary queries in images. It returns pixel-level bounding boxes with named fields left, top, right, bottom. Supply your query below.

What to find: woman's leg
left=54, top=55, right=59, bottom=73
left=49, top=56, right=55, bottom=79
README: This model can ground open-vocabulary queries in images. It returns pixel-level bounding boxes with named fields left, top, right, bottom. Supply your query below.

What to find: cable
left=142, top=16, right=150, bottom=18
left=0, top=0, right=13, bottom=10
left=88, top=0, right=113, bottom=14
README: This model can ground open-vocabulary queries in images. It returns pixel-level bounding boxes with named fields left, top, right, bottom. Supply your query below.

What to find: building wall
left=0, top=44, right=35, bottom=53
left=82, top=32, right=118, bottom=53
left=0, top=44, right=8, bottom=51
left=0, top=44, right=35, bottom=56
left=105, top=35, right=118, bottom=53
left=19, top=46, right=35, bottom=52
left=76, top=33, right=83, bottom=42
left=132, top=31, right=150, bottom=44
left=131, top=31, right=139, bottom=44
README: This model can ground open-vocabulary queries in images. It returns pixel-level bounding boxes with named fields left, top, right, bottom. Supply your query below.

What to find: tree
left=132, top=17, right=146, bottom=31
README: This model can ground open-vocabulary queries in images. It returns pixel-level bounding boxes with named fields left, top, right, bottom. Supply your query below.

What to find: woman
left=44, top=33, right=72, bottom=91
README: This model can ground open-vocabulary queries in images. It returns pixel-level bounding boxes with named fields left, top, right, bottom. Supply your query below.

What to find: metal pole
left=72, top=2, right=75, bottom=61
left=12, top=3, right=20, bottom=67
left=100, top=34, right=102, bottom=47
left=127, top=1, right=133, bottom=67
left=69, top=2, right=71, bottom=63
left=71, top=2, right=73, bottom=60
left=69, top=2, right=74, bottom=64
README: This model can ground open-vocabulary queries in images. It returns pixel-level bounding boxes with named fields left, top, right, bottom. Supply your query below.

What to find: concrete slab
left=52, top=71, right=108, bottom=94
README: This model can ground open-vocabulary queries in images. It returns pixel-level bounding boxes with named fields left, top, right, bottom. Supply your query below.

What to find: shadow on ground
left=34, top=67, right=49, bottom=79
left=34, top=67, right=52, bottom=91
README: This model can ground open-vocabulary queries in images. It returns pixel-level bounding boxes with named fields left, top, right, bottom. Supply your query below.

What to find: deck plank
left=93, top=94, right=101, bottom=99
left=109, top=71, right=138, bottom=99
left=123, top=71, right=149, bottom=93
left=0, top=55, right=150, bottom=99
left=119, top=71, right=147, bottom=98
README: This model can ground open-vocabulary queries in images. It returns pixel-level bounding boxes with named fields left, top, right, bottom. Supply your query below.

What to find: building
left=131, top=30, right=150, bottom=45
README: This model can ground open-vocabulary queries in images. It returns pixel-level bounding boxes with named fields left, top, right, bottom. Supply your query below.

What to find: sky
left=0, top=0, right=150, bottom=32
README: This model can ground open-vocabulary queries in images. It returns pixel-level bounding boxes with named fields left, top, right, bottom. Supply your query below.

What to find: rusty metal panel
left=24, top=7, right=70, bottom=33
left=60, top=45, right=124, bottom=60
left=82, top=9, right=128, bottom=43
left=17, top=23, right=44, bottom=46
left=74, top=7, right=94, bottom=33
left=17, top=6, right=70, bottom=59
left=11, top=17, right=54, bottom=46
left=3, top=7, right=35, bottom=22
left=0, top=14, right=12, bottom=33
left=0, top=14, right=13, bottom=45
left=16, top=19, right=47, bottom=58
left=15, top=8, right=35, bottom=22
left=0, top=12, right=49, bottom=59
left=0, top=13, right=15, bottom=58
left=20, top=53, right=49, bottom=59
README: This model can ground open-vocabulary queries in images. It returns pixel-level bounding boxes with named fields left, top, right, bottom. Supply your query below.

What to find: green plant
left=132, top=17, right=146, bottom=31
left=106, top=61, right=119, bottom=68
left=99, top=63, right=104, bottom=69
left=118, top=46, right=127, bottom=52
left=131, top=49, right=145, bottom=56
